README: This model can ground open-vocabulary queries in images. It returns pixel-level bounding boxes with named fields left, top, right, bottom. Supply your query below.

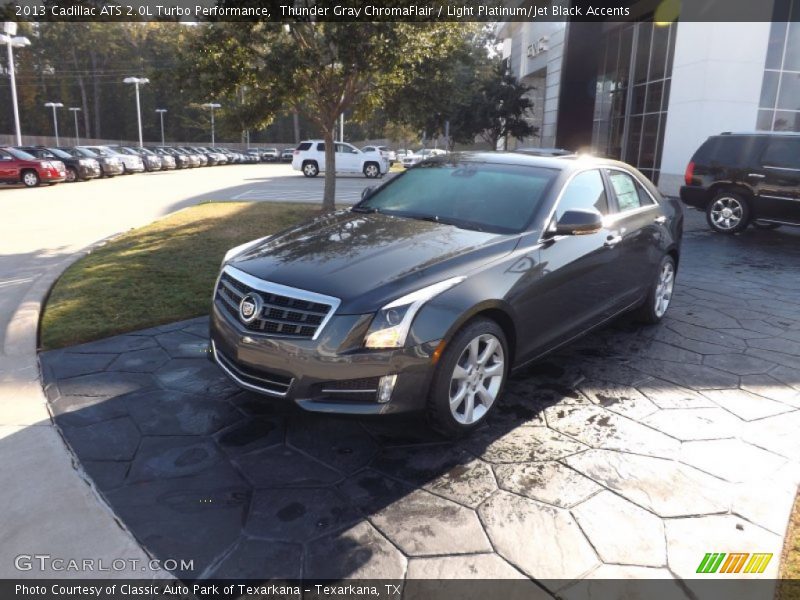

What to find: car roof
left=422, top=151, right=636, bottom=174
left=718, top=131, right=800, bottom=137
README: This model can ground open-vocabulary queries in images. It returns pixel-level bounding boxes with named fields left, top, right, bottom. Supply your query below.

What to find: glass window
left=766, top=22, right=788, bottom=70
left=608, top=170, right=655, bottom=211
left=316, top=143, right=325, bottom=152
left=777, top=72, right=800, bottom=111
left=555, top=170, right=608, bottom=221
left=757, top=110, right=775, bottom=131
left=785, top=21, right=800, bottom=71
left=761, top=138, right=800, bottom=169
left=760, top=71, right=780, bottom=108
left=773, top=111, right=800, bottom=131
left=336, top=143, right=357, bottom=154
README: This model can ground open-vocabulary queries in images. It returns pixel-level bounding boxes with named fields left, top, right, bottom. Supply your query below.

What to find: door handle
left=604, top=234, right=622, bottom=248
left=747, top=173, right=766, bottom=179
left=654, top=215, right=667, bottom=224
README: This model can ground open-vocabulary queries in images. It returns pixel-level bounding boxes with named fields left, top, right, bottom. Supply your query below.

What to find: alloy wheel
left=449, top=333, right=505, bottom=425
left=364, top=164, right=379, bottom=178
left=709, top=196, right=743, bottom=230
left=22, top=172, right=39, bottom=187
left=654, top=260, right=675, bottom=318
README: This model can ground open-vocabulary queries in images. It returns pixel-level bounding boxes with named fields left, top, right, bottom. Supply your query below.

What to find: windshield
left=139, top=148, right=155, bottom=156
left=87, top=147, right=114, bottom=157
left=7, top=147, right=36, bottom=160
left=46, top=148, right=72, bottom=159
left=354, top=162, right=556, bottom=234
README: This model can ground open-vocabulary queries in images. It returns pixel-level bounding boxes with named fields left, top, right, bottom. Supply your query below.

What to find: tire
left=21, top=170, right=39, bottom=188
left=706, top=191, right=750, bottom=234
left=427, top=318, right=509, bottom=438
left=363, top=162, right=380, bottom=178
left=752, top=221, right=781, bottom=230
left=634, top=254, right=676, bottom=325
left=302, top=161, right=319, bottom=177
left=66, top=167, right=78, bottom=183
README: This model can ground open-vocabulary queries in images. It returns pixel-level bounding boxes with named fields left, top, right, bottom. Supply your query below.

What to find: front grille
left=215, top=268, right=336, bottom=340
left=321, top=377, right=381, bottom=392
left=213, top=343, right=293, bottom=396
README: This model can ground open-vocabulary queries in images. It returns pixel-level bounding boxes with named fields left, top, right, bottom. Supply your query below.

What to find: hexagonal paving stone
left=286, top=413, right=377, bottom=474
left=635, top=378, right=717, bottom=409
left=739, top=373, right=800, bottom=406
left=666, top=515, right=781, bottom=585
left=571, top=490, right=666, bottom=567
left=679, top=439, right=787, bottom=483
left=214, top=417, right=285, bottom=456
left=665, top=321, right=747, bottom=349
left=493, top=462, right=601, bottom=508
left=369, top=488, right=491, bottom=556
left=564, top=449, right=729, bottom=517
left=463, top=425, right=587, bottom=464
left=478, top=491, right=598, bottom=580
left=702, top=354, right=776, bottom=376
left=81, top=460, right=130, bottom=490
left=571, top=359, right=653, bottom=387
left=406, top=553, right=527, bottom=579
left=229, top=391, right=292, bottom=418
left=768, top=366, right=800, bottom=392
left=107, top=348, right=171, bottom=373
left=372, top=445, right=496, bottom=508
left=155, top=358, right=239, bottom=396
left=731, top=475, right=799, bottom=535
left=560, top=567, right=689, bottom=600
left=122, top=389, right=240, bottom=435
left=304, top=521, right=406, bottom=579
left=701, top=389, right=794, bottom=421
left=60, top=417, right=140, bottom=461
left=338, top=470, right=413, bottom=516
left=741, top=411, right=800, bottom=460
left=51, top=394, right=128, bottom=428
left=43, top=351, right=117, bottom=379
left=545, top=404, right=680, bottom=459
left=245, top=488, right=360, bottom=542
left=579, top=379, right=659, bottom=420
left=629, top=359, right=740, bottom=391
left=233, top=445, right=341, bottom=488
left=155, top=330, right=211, bottom=359
left=127, top=436, right=225, bottom=482
left=210, top=537, right=301, bottom=579
left=56, top=371, right=157, bottom=399
left=642, top=407, right=743, bottom=441
left=67, top=334, right=158, bottom=355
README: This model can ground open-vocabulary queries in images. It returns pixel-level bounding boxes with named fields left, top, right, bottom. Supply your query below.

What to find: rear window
left=297, top=143, right=312, bottom=151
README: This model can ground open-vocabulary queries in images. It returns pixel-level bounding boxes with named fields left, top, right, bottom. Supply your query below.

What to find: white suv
left=292, top=140, right=389, bottom=178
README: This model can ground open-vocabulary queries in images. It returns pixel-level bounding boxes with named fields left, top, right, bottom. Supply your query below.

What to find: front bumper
left=41, top=168, right=66, bottom=182
left=78, top=165, right=102, bottom=179
left=101, top=162, right=124, bottom=176
left=209, top=302, right=436, bottom=415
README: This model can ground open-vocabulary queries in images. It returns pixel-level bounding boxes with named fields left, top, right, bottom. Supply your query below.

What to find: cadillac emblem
left=239, top=293, right=262, bottom=324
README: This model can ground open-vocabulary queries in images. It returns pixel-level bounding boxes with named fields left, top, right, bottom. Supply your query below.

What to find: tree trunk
left=90, top=50, right=101, bottom=139
left=292, top=111, right=300, bottom=144
left=322, top=127, right=336, bottom=212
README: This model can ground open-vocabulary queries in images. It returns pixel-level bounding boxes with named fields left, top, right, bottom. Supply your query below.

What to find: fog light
left=377, top=374, right=397, bottom=403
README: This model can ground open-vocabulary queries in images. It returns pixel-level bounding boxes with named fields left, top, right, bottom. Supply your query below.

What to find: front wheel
left=706, top=192, right=750, bottom=233
left=634, top=254, right=676, bottom=325
left=22, top=170, right=40, bottom=188
left=363, top=162, right=380, bottom=178
left=427, top=318, right=508, bottom=437
left=66, top=167, right=78, bottom=183
left=302, top=161, right=319, bottom=177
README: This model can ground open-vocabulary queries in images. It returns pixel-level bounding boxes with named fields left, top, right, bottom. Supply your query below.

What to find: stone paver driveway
left=39, top=213, right=800, bottom=593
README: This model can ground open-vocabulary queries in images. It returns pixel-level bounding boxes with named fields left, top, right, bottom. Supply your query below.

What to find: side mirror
left=555, top=209, right=603, bottom=236
left=361, top=186, right=375, bottom=201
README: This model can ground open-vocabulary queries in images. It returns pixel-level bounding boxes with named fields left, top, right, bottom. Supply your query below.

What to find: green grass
left=779, top=491, right=800, bottom=600
left=40, top=202, right=317, bottom=350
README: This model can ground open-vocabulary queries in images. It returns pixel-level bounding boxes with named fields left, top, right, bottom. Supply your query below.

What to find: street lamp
left=69, top=107, right=81, bottom=145
left=1, top=22, right=31, bottom=145
left=123, top=76, right=149, bottom=147
left=202, top=102, right=221, bottom=145
left=155, top=108, right=167, bottom=145
left=44, top=102, right=64, bottom=146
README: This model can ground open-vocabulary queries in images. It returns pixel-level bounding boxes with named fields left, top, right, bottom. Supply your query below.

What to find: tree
left=183, top=21, right=473, bottom=211
left=471, top=63, right=537, bottom=150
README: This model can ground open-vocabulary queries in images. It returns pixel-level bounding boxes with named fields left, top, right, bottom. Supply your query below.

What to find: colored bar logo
left=696, top=553, right=773, bottom=574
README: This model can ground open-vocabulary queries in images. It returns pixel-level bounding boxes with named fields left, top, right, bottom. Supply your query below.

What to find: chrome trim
left=320, top=388, right=378, bottom=394
left=221, top=265, right=341, bottom=341
left=755, top=218, right=800, bottom=226
left=759, top=194, right=800, bottom=202
left=211, top=340, right=292, bottom=397
left=764, top=165, right=800, bottom=172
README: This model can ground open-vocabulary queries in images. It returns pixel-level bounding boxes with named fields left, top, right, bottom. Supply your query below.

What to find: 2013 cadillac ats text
left=210, top=152, right=683, bottom=436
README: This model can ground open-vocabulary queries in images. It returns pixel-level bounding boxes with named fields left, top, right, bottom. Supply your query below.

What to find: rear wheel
left=427, top=318, right=508, bottom=437
left=634, top=254, right=676, bottom=325
left=21, top=170, right=39, bottom=188
left=302, top=161, right=319, bottom=177
left=706, top=192, right=750, bottom=233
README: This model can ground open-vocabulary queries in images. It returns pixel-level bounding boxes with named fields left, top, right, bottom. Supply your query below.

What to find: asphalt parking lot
left=38, top=211, right=800, bottom=591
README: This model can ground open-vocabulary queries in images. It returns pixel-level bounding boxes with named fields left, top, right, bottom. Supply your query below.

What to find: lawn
left=40, top=201, right=317, bottom=350
left=780, top=491, right=800, bottom=600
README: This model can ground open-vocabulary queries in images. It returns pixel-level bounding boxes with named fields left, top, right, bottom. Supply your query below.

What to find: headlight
left=41, top=161, right=53, bottom=169
left=222, top=235, right=272, bottom=265
left=364, top=277, right=466, bottom=349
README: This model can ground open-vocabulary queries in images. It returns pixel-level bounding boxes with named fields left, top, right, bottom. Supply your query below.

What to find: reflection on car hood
left=230, top=210, right=518, bottom=313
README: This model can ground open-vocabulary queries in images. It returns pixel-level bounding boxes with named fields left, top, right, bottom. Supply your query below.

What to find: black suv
left=681, top=132, right=800, bottom=233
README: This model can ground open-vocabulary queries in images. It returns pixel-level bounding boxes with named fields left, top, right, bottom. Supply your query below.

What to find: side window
left=607, top=170, right=655, bottom=211
left=0, top=150, right=12, bottom=160
left=297, top=142, right=312, bottom=151
left=761, top=138, right=800, bottom=170
left=336, top=143, right=357, bottom=154
left=316, top=143, right=325, bottom=152
left=555, top=170, right=609, bottom=221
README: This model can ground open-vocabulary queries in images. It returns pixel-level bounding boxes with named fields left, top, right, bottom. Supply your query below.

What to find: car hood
left=229, top=211, right=519, bottom=314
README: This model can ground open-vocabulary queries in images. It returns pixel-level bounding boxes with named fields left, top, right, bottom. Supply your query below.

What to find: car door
left=604, top=168, right=664, bottom=303
left=335, top=143, right=361, bottom=172
left=754, top=137, right=800, bottom=223
left=516, top=169, right=623, bottom=359
left=0, top=149, right=18, bottom=182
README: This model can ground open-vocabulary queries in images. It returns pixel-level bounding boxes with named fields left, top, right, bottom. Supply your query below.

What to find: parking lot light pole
left=123, top=77, right=149, bottom=147
left=69, top=107, right=81, bottom=145
left=155, top=108, right=167, bottom=145
left=202, top=103, right=221, bottom=145
left=1, top=23, right=31, bottom=145
left=44, top=102, right=64, bottom=146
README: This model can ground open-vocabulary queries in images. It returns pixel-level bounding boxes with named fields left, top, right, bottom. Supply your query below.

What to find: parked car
left=179, top=146, right=207, bottom=167
left=118, top=146, right=161, bottom=172
left=261, top=148, right=280, bottom=162
left=280, top=148, right=294, bottom=162
left=362, top=145, right=397, bottom=165
left=82, top=145, right=144, bottom=174
left=681, top=131, right=800, bottom=233
left=62, top=146, right=124, bottom=177
left=0, top=146, right=67, bottom=187
left=17, top=146, right=100, bottom=182
left=515, top=147, right=575, bottom=157
left=140, top=146, right=175, bottom=170
left=210, top=152, right=682, bottom=435
left=152, top=146, right=190, bottom=169
left=292, top=140, right=389, bottom=178
left=402, top=148, right=447, bottom=168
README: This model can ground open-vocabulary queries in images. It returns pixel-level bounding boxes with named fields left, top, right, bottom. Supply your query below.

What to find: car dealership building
left=499, top=0, right=800, bottom=195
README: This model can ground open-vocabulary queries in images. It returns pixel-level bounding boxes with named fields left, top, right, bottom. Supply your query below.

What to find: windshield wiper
left=351, top=206, right=380, bottom=213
